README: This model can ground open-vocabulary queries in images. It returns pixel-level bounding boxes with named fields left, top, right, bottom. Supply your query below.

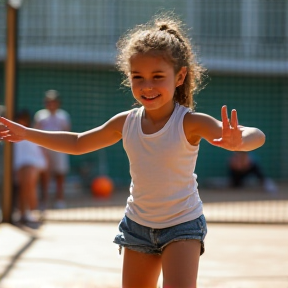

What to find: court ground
left=1, top=184, right=287, bottom=287
left=0, top=221, right=287, bottom=288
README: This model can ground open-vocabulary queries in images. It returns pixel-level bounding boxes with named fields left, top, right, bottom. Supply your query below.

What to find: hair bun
left=159, top=24, right=169, bottom=31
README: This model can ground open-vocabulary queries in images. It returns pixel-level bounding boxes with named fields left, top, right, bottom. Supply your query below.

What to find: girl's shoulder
left=112, top=108, right=138, bottom=121
left=114, top=107, right=141, bottom=122
left=184, top=111, right=219, bottom=127
left=107, top=109, right=138, bottom=132
left=183, top=110, right=222, bottom=145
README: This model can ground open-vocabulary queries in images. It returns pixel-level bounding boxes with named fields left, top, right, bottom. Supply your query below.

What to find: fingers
left=222, top=106, right=239, bottom=129
left=0, top=118, right=14, bottom=140
left=0, top=117, right=12, bottom=127
left=0, top=118, right=9, bottom=133
left=230, top=109, right=238, bottom=129
left=221, top=105, right=230, bottom=128
left=0, top=131, right=10, bottom=136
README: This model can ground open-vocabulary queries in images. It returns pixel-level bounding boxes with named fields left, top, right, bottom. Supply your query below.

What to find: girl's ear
left=176, top=67, right=187, bottom=87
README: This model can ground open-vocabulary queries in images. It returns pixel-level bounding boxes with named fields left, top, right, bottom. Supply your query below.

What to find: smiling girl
left=0, top=14, right=265, bottom=288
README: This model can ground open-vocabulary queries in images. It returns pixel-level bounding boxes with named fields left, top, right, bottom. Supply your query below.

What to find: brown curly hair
left=116, top=13, right=206, bottom=110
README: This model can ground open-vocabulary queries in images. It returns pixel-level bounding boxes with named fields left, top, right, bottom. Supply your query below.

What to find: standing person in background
left=13, top=110, right=47, bottom=224
left=34, top=90, right=71, bottom=209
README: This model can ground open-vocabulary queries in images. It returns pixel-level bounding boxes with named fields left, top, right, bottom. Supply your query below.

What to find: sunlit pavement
left=0, top=222, right=287, bottom=288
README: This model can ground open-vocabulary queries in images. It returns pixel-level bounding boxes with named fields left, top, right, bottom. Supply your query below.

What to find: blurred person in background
left=34, top=90, right=71, bottom=209
left=13, top=110, right=47, bottom=224
left=228, top=151, right=277, bottom=193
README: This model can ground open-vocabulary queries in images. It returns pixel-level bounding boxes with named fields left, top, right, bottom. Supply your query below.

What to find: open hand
left=212, top=106, right=243, bottom=151
left=0, top=117, right=26, bottom=142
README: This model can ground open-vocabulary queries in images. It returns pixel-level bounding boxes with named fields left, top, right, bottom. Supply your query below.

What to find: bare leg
left=122, top=248, right=162, bottom=288
left=39, top=170, right=50, bottom=205
left=17, top=166, right=39, bottom=216
left=17, top=169, right=26, bottom=217
left=25, top=168, right=39, bottom=210
left=162, top=240, right=201, bottom=288
left=55, top=173, right=65, bottom=201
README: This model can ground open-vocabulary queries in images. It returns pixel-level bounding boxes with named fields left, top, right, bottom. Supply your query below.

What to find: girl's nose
left=140, top=87, right=153, bottom=92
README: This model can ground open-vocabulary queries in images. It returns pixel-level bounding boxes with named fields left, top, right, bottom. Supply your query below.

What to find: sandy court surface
left=0, top=222, right=287, bottom=288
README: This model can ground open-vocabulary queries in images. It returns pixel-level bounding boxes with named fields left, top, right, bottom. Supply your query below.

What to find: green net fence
left=0, top=0, right=287, bottom=224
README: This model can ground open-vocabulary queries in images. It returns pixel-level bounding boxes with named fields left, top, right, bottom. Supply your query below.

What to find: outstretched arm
left=185, top=106, right=265, bottom=151
left=0, top=112, right=128, bottom=155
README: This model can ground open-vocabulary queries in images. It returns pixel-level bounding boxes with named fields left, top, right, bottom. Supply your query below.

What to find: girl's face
left=129, top=53, right=186, bottom=112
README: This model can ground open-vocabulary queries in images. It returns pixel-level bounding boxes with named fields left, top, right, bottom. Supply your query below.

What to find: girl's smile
left=140, top=92, right=161, bottom=101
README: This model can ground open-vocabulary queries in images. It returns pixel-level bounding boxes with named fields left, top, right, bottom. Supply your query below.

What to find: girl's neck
left=142, top=101, right=175, bottom=124
left=141, top=102, right=176, bottom=134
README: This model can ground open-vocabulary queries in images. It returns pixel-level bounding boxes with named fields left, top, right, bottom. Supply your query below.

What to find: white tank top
left=122, top=103, right=203, bottom=228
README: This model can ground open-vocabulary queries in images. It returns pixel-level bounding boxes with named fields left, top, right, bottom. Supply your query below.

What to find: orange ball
left=91, top=176, right=114, bottom=198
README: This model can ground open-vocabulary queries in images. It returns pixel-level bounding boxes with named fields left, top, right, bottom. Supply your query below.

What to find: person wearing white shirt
left=34, top=90, right=71, bottom=209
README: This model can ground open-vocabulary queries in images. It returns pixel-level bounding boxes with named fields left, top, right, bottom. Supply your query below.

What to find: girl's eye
left=132, top=76, right=142, bottom=79
left=154, top=75, right=164, bottom=79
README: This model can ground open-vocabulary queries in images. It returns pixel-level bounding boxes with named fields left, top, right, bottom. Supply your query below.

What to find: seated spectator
left=228, top=151, right=277, bottom=193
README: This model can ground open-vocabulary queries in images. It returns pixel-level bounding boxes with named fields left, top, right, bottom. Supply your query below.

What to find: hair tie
left=159, top=24, right=169, bottom=31
left=158, top=25, right=184, bottom=43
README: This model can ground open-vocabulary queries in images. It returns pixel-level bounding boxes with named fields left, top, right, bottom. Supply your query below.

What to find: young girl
left=0, top=15, right=265, bottom=288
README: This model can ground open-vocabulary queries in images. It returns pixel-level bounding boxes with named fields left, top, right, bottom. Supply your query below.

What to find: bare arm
left=0, top=111, right=129, bottom=155
left=184, top=106, right=265, bottom=151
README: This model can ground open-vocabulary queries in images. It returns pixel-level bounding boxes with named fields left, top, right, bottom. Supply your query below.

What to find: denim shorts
left=113, top=214, right=207, bottom=256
